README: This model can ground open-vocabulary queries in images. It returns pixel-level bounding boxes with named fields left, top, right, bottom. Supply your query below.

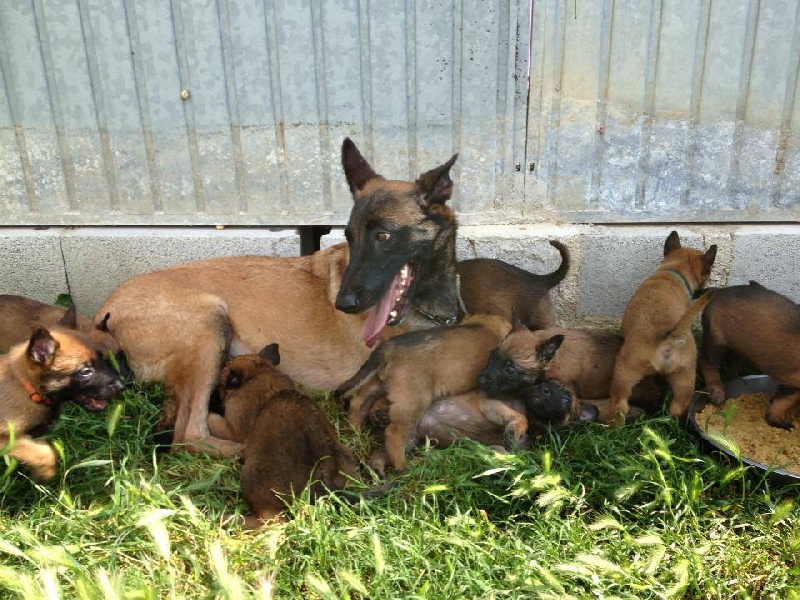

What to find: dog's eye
left=375, top=231, right=391, bottom=242
left=504, top=362, right=516, bottom=376
left=542, top=387, right=551, bottom=397
left=77, top=367, right=94, bottom=379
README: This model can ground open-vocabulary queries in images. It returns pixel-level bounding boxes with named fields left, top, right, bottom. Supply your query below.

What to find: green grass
left=2, top=382, right=800, bottom=599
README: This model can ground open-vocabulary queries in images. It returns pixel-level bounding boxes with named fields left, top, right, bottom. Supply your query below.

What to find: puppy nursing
left=209, top=344, right=359, bottom=527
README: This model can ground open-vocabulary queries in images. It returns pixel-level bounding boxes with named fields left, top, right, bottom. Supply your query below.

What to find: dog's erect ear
left=702, top=245, right=718, bottom=276
left=415, top=154, right=458, bottom=208
left=225, top=369, right=243, bottom=390
left=96, top=312, right=112, bottom=333
left=342, top=138, right=381, bottom=195
left=258, top=343, right=281, bottom=366
left=664, top=230, right=681, bottom=256
left=511, top=311, right=528, bottom=332
left=536, top=334, right=565, bottom=365
left=57, top=305, right=78, bottom=329
left=27, top=327, right=59, bottom=366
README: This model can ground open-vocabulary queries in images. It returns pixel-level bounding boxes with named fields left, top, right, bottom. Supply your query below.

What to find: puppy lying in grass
left=478, top=324, right=662, bottom=418
left=209, top=344, right=359, bottom=527
left=336, top=314, right=512, bottom=472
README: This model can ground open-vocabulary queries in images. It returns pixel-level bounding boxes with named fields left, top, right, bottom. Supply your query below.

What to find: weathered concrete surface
left=1, top=224, right=798, bottom=327
left=0, top=229, right=69, bottom=303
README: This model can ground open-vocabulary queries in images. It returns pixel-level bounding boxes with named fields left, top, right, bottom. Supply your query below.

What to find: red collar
left=19, top=378, right=53, bottom=407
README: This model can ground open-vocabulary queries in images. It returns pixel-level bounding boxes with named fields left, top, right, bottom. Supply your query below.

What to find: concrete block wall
left=0, top=224, right=797, bottom=326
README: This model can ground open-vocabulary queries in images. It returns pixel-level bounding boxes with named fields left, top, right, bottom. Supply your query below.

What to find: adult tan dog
left=95, top=139, right=474, bottom=456
left=608, top=231, right=717, bottom=423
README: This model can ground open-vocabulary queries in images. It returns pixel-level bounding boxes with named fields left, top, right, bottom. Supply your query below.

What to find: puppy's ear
left=225, top=369, right=243, bottom=390
left=702, top=245, right=718, bottom=277
left=259, top=343, right=281, bottom=366
left=510, top=310, right=527, bottom=332
left=27, top=327, right=59, bottom=366
left=415, top=154, right=458, bottom=208
left=58, top=305, right=78, bottom=329
left=96, top=312, right=112, bottom=333
left=536, top=334, right=565, bottom=364
left=664, top=230, right=681, bottom=256
left=342, top=138, right=381, bottom=195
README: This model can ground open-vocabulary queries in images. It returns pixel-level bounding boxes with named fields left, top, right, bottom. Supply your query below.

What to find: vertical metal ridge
left=217, top=0, right=248, bottom=214
left=405, top=0, right=418, bottom=178
left=589, top=0, right=614, bottom=209
left=635, top=0, right=663, bottom=208
left=725, top=0, right=760, bottom=203
left=31, top=0, right=76, bottom=211
left=0, top=17, right=36, bottom=212
left=310, top=0, right=333, bottom=213
left=494, top=0, right=510, bottom=199
left=263, top=0, right=291, bottom=212
left=771, top=0, right=800, bottom=208
left=681, top=0, right=712, bottom=207
left=357, top=0, right=374, bottom=157
left=170, top=0, right=206, bottom=212
left=77, top=0, right=120, bottom=211
left=123, top=0, right=163, bottom=212
left=544, top=0, right=566, bottom=209
left=450, top=0, right=464, bottom=212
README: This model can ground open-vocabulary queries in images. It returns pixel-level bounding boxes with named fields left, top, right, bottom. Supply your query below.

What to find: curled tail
left=666, top=292, right=715, bottom=339
left=542, top=240, right=570, bottom=288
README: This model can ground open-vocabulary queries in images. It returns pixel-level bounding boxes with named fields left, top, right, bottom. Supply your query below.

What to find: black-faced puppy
left=457, top=240, right=570, bottom=330
left=700, top=280, right=800, bottom=429
left=336, top=313, right=512, bottom=472
left=209, top=344, right=359, bottom=527
left=478, top=325, right=662, bottom=414
left=608, top=231, right=717, bottom=422
left=0, top=326, right=124, bottom=481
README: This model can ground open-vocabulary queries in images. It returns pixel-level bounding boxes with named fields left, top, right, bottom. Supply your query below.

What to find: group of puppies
left=1, top=139, right=799, bottom=528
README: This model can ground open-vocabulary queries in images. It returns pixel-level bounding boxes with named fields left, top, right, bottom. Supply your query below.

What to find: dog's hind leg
left=6, top=436, right=58, bottom=482
left=665, top=367, right=696, bottom=420
left=766, top=385, right=800, bottom=430
left=476, top=397, right=530, bottom=449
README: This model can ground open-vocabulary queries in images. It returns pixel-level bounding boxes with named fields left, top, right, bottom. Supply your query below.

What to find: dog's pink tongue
left=361, top=274, right=401, bottom=348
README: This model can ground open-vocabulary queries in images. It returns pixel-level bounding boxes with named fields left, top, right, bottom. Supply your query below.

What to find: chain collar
left=411, top=274, right=466, bottom=327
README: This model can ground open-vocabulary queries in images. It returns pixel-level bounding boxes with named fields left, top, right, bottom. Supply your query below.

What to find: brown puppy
left=0, top=326, right=124, bottom=481
left=477, top=325, right=662, bottom=413
left=0, top=296, right=122, bottom=365
left=337, top=314, right=512, bottom=471
left=700, top=281, right=800, bottom=429
left=457, top=240, right=570, bottom=330
left=608, top=231, right=717, bottom=422
left=209, top=344, right=359, bottom=527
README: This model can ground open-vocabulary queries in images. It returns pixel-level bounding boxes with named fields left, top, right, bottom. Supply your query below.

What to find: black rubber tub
left=687, top=375, right=800, bottom=486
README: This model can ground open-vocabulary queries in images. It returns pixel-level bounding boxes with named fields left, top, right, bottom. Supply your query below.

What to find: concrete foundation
left=0, top=224, right=797, bottom=326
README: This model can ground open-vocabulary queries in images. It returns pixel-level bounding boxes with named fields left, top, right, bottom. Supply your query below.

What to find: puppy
left=700, top=280, right=800, bottom=429
left=477, top=325, right=662, bottom=413
left=336, top=313, right=512, bottom=471
left=0, top=295, right=125, bottom=373
left=608, top=231, right=717, bottom=422
left=209, top=344, right=359, bottom=527
left=457, top=240, right=570, bottom=330
left=0, top=326, right=125, bottom=481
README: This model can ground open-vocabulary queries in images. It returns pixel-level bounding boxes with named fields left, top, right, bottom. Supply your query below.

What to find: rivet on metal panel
left=180, top=89, right=191, bottom=100
left=514, top=162, right=521, bottom=172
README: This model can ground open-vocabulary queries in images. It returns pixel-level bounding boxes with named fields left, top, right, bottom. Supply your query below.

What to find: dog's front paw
left=705, top=385, right=726, bottom=405
left=765, top=413, right=794, bottom=431
left=503, top=429, right=530, bottom=451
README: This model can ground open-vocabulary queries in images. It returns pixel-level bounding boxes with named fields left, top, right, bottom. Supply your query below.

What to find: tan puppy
left=608, top=231, right=717, bottom=422
left=477, top=325, right=662, bottom=413
left=0, top=326, right=124, bottom=481
left=209, top=344, right=359, bottom=527
left=337, top=314, right=512, bottom=471
left=700, top=281, right=800, bottom=429
left=0, top=295, right=121, bottom=362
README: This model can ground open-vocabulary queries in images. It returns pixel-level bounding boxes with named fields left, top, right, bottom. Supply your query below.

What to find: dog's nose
left=561, top=393, right=572, bottom=410
left=477, top=372, right=490, bottom=388
left=112, top=379, right=125, bottom=394
left=335, top=292, right=360, bottom=313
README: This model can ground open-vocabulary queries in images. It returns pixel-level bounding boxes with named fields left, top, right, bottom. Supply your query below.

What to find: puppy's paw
left=765, top=413, right=794, bottom=431
left=705, top=385, right=726, bottom=405
left=609, top=411, right=627, bottom=429
left=368, top=408, right=391, bottom=430
left=503, top=429, right=530, bottom=451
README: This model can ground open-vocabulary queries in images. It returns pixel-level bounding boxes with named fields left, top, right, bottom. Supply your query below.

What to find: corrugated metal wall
left=0, top=0, right=797, bottom=226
